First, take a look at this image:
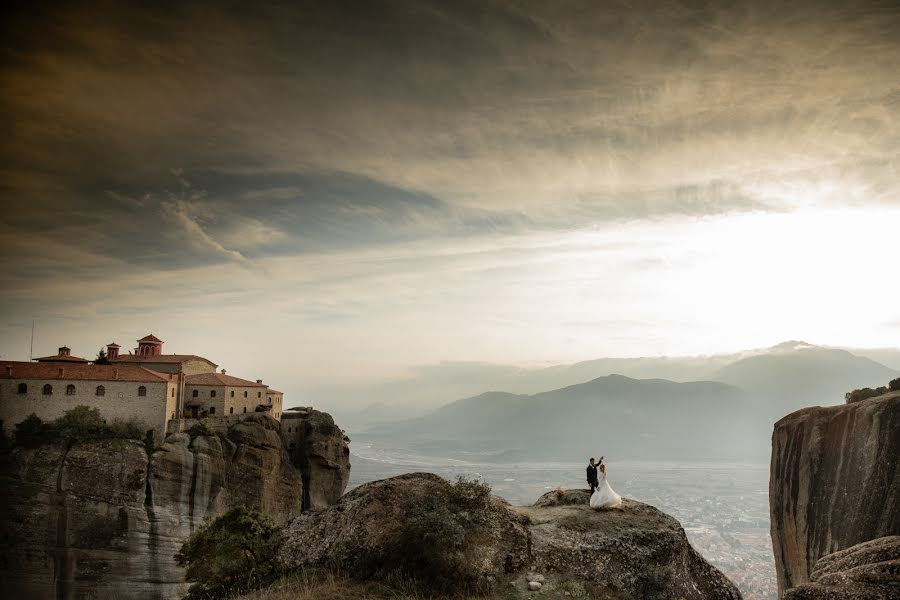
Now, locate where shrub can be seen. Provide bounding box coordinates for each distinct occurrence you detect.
[11,407,146,447]
[377,476,495,595]
[175,506,282,600]
[186,422,214,439]
[13,414,54,447]
[890,377,900,392]
[845,386,888,403]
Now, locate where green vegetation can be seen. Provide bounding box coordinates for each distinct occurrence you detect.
[890,377,900,392]
[175,506,282,600]
[186,421,215,439]
[369,476,495,596]
[94,348,110,364]
[845,385,889,403]
[12,406,147,447]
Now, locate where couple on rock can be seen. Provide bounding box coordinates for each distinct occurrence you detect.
[586,456,622,509]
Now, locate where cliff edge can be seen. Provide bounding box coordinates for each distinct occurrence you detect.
[770,391,900,597]
[279,473,741,600]
[0,412,349,600]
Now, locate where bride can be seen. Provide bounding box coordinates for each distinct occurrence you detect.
[589,463,622,509]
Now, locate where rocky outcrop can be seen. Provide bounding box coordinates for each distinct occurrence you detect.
[0,414,314,600]
[770,392,900,597]
[783,536,900,599]
[281,409,350,509]
[279,473,741,600]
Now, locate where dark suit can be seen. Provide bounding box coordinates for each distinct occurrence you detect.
[587,464,599,493]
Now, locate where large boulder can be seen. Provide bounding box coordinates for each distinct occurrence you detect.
[784,536,900,599]
[279,472,741,600]
[770,392,900,596]
[279,472,529,591]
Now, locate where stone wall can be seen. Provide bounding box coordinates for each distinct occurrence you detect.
[0,379,176,441]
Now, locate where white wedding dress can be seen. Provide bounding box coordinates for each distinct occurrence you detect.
[590,472,622,509]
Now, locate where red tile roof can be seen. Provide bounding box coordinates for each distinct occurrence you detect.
[267,389,284,395]
[1,361,173,382]
[109,354,217,367]
[185,372,267,387]
[138,334,164,343]
[33,354,90,363]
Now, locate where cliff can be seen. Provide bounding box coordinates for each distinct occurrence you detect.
[0,413,349,600]
[279,473,741,600]
[282,409,351,509]
[770,391,900,597]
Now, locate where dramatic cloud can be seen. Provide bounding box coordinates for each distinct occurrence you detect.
[1,0,898,406]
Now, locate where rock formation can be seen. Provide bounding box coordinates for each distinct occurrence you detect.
[279,473,742,600]
[770,392,900,597]
[281,409,351,509]
[0,413,347,600]
[783,536,900,599]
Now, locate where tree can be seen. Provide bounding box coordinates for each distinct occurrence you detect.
[890,377,900,392]
[94,348,109,364]
[175,506,282,600]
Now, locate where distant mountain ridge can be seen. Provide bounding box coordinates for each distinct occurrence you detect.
[374,374,762,461]
[335,341,899,430]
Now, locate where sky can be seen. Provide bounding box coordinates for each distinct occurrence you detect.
[1,0,899,403]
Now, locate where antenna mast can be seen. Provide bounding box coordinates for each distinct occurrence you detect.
[30,319,35,360]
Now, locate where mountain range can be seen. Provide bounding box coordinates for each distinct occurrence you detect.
[352,342,899,461]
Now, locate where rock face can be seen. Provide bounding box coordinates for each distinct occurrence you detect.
[770,392,900,596]
[279,474,741,600]
[0,413,329,600]
[281,409,350,509]
[783,536,900,599]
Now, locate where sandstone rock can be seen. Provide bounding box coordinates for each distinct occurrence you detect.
[527,572,546,583]
[516,497,742,600]
[528,581,542,590]
[279,472,530,589]
[784,536,900,600]
[282,409,350,509]
[770,392,900,596]
[279,472,742,600]
[533,488,591,507]
[0,415,306,600]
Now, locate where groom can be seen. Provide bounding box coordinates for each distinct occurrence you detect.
[586,456,604,493]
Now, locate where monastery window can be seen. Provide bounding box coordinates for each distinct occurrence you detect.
[138,386,147,397]
[210,390,217,398]
[268,398,272,405]
[171,388,175,397]
[243,407,247,413]
[96,385,105,396]
[209,407,216,415]
[66,384,76,395]
[229,407,234,414]
[43,384,53,395]
[230,390,234,397]
[17,383,27,394]
[192,390,199,398]
[257,391,261,398]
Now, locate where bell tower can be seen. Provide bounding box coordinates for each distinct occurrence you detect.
[136,334,164,357]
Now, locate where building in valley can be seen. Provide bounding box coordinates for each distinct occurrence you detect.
[0,334,286,441]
